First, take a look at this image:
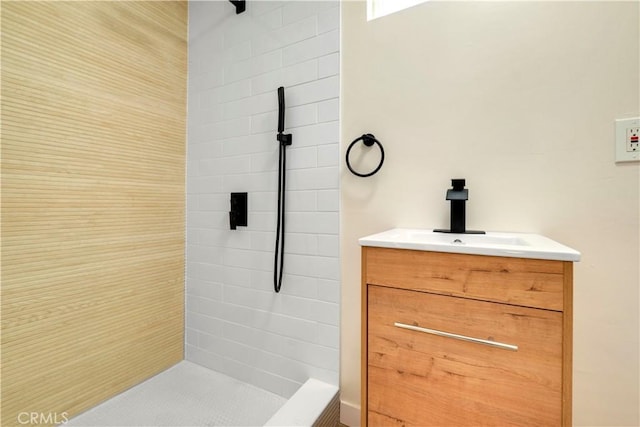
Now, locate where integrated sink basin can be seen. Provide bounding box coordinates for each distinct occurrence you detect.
[359,228,580,261]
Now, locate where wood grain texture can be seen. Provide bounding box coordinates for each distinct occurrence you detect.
[365,247,564,311]
[362,248,575,426]
[562,262,574,426]
[368,285,563,426]
[361,247,369,426]
[1,2,187,426]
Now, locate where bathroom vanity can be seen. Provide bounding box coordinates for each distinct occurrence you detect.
[360,229,580,427]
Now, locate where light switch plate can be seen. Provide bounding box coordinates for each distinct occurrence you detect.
[615,117,640,163]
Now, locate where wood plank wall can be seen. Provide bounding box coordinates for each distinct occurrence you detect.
[1,2,187,425]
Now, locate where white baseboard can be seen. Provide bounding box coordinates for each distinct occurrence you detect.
[339,400,360,427]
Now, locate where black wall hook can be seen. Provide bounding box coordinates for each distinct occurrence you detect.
[346,134,385,177]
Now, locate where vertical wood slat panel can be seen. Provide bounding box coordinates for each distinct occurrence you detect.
[1,2,187,426]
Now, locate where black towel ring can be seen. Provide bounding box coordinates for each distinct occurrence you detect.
[346,134,385,178]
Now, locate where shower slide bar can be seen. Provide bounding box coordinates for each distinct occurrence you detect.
[274,87,292,293]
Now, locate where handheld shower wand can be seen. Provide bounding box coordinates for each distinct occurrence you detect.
[274,87,292,293]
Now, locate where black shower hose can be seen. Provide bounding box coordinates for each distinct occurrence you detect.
[273,140,287,293]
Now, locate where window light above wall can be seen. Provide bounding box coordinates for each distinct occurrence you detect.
[367,0,429,20]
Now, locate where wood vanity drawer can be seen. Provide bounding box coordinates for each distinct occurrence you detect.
[365,247,566,311]
[367,285,563,426]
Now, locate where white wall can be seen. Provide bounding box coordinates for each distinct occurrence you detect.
[341,1,639,426]
[187,0,340,398]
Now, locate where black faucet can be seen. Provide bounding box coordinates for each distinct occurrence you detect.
[434,179,485,234]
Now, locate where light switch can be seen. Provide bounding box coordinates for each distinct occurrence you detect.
[615,117,640,163]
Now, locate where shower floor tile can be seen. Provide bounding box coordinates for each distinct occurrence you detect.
[66,361,287,427]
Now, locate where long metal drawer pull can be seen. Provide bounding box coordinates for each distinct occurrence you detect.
[394,322,518,351]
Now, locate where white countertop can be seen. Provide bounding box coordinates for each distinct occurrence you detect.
[359,228,580,261]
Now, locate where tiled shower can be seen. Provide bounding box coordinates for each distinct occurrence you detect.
[186,1,340,398]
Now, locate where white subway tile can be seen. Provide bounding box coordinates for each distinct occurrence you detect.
[317,234,339,257]
[316,323,339,348]
[318,5,339,34]
[203,300,251,325]
[317,98,339,123]
[186,226,200,246]
[221,135,254,157]
[187,194,199,213]
[287,146,317,170]
[252,6,282,31]
[227,231,253,250]
[224,285,275,311]
[316,256,339,280]
[287,104,317,129]
[286,167,338,191]
[192,69,225,91]
[317,279,339,303]
[283,253,317,277]
[249,191,277,211]
[223,18,254,49]
[221,173,251,193]
[289,122,339,148]
[287,190,317,212]
[200,155,251,176]
[200,332,256,367]
[251,91,278,116]
[253,350,307,384]
[251,151,278,173]
[251,110,278,134]
[277,294,315,322]
[278,274,318,299]
[186,311,224,335]
[287,76,339,107]
[195,105,225,125]
[221,265,252,288]
[317,143,338,167]
[284,233,317,255]
[199,229,225,247]
[224,248,272,271]
[250,270,277,293]
[187,1,340,386]
[223,97,253,120]
[311,299,339,326]
[247,212,276,232]
[282,1,336,26]
[251,231,274,252]
[281,337,338,371]
[248,171,277,192]
[250,1,285,18]
[282,30,339,67]
[187,176,223,194]
[252,69,284,96]
[318,52,339,78]
[185,328,198,346]
[283,59,318,87]
[264,312,318,342]
[205,80,252,107]
[251,50,282,76]
[217,357,256,386]
[187,245,225,264]
[224,57,253,84]
[252,370,298,398]
[188,141,223,160]
[253,16,316,56]
[187,262,224,281]
[222,322,263,349]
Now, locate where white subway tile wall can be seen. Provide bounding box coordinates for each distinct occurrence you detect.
[187,1,340,398]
